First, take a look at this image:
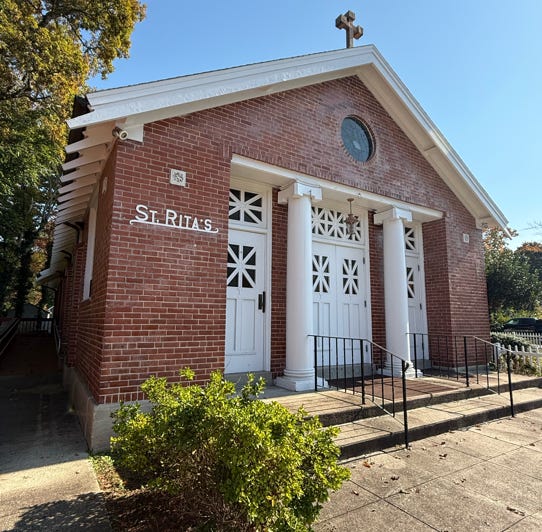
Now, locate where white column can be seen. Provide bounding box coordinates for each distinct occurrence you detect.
[275,181,322,391]
[374,207,416,375]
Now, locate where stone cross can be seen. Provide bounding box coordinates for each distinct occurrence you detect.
[335,10,363,48]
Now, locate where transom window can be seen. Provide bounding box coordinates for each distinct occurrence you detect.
[405,226,417,251]
[312,206,362,242]
[229,189,263,226]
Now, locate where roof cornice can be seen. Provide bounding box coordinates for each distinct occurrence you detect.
[45,44,509,285]
[68,47,376,129]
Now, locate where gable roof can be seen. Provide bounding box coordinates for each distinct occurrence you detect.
[40,45,508,283]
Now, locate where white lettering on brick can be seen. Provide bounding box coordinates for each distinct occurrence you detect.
[129,204,219,234]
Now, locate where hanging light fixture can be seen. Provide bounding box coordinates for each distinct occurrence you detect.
[345,198,359,237]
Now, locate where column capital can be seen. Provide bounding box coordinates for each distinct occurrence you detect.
[374,206,412,225]
[278,180,322,204]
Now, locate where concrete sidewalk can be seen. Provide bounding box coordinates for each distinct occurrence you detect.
[0,373,111,531]
[317,408,542,531]
[1,333,541,532]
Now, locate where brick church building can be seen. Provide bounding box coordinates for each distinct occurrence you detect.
[40,44,507,449]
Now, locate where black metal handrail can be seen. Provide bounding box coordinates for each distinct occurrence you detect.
[408,333,515,417]
[0,318,20,358]
[53,320,62,357]
[473,336,515,417]
[310,334,410,448]
[408,333,495,385]
[17,317,53,334]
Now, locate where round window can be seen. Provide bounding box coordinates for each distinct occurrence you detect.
[341,117,373,162]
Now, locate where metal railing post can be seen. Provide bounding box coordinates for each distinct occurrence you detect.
[412,333,419,377]
[402,360,409,449]
[463,336,470,387]
[506,352,515,417]
[360,339,366,405]
[313,335,318,391]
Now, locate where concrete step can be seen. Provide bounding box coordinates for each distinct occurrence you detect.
[267,375,542,429]
[264,374,542,460]
[336,387,542,459]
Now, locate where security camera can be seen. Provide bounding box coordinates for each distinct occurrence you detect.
[112,126,128,140]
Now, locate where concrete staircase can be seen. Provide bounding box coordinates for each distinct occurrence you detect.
[264,375,542,459]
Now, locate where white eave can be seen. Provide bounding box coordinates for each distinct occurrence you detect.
[42,45,508,284]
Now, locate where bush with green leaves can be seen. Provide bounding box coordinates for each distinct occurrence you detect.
[490,333,541,376]
[490,332,532,351]
[111,369,350,531]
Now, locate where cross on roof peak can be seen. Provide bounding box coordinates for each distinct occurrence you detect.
[335,10,363,49]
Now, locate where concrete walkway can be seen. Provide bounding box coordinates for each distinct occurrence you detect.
[0,336,111,531]
[1,334,541,531]
[316,408,542,531]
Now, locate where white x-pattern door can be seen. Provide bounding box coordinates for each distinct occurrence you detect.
[225,184,269,374]
[311,203,369,367]
[405,225,429,362]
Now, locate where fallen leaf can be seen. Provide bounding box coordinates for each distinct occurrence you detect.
[506,506,526,516]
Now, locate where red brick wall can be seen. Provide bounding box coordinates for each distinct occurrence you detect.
[59,240,86,367]
[65,152,117,401]
[368,213,385,348]
[69,75,490,402]
[270,188,287,377]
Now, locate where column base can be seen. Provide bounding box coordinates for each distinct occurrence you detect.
[275,372,315,392]
[382,362,423,378]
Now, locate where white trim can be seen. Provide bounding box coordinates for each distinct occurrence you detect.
[233,155,441,223]
[58,175,98,195]
[70,48,374,129]
[65,46,506,232]
[83,191,98,300]
[61,164,102,183]
[49,46,509,282]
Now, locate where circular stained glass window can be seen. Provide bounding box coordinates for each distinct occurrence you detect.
[341,117,373,162]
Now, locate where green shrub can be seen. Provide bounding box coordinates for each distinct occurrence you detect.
[111,369,350,531]
[490,332,532,350]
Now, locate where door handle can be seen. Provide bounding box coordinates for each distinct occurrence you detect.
[258,291,266,313]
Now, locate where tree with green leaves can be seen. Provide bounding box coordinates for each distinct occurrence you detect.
[0,0,146,314]
[484,228,542,319]
[516,241,542,282]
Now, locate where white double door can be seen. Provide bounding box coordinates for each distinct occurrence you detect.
[312,241,369,366]
[225,229,267,373]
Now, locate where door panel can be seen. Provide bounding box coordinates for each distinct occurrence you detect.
[313,242,367,366]
[406,255,429,360]
[225,229,266,373]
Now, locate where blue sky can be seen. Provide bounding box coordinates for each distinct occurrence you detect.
[91,1,542,247]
